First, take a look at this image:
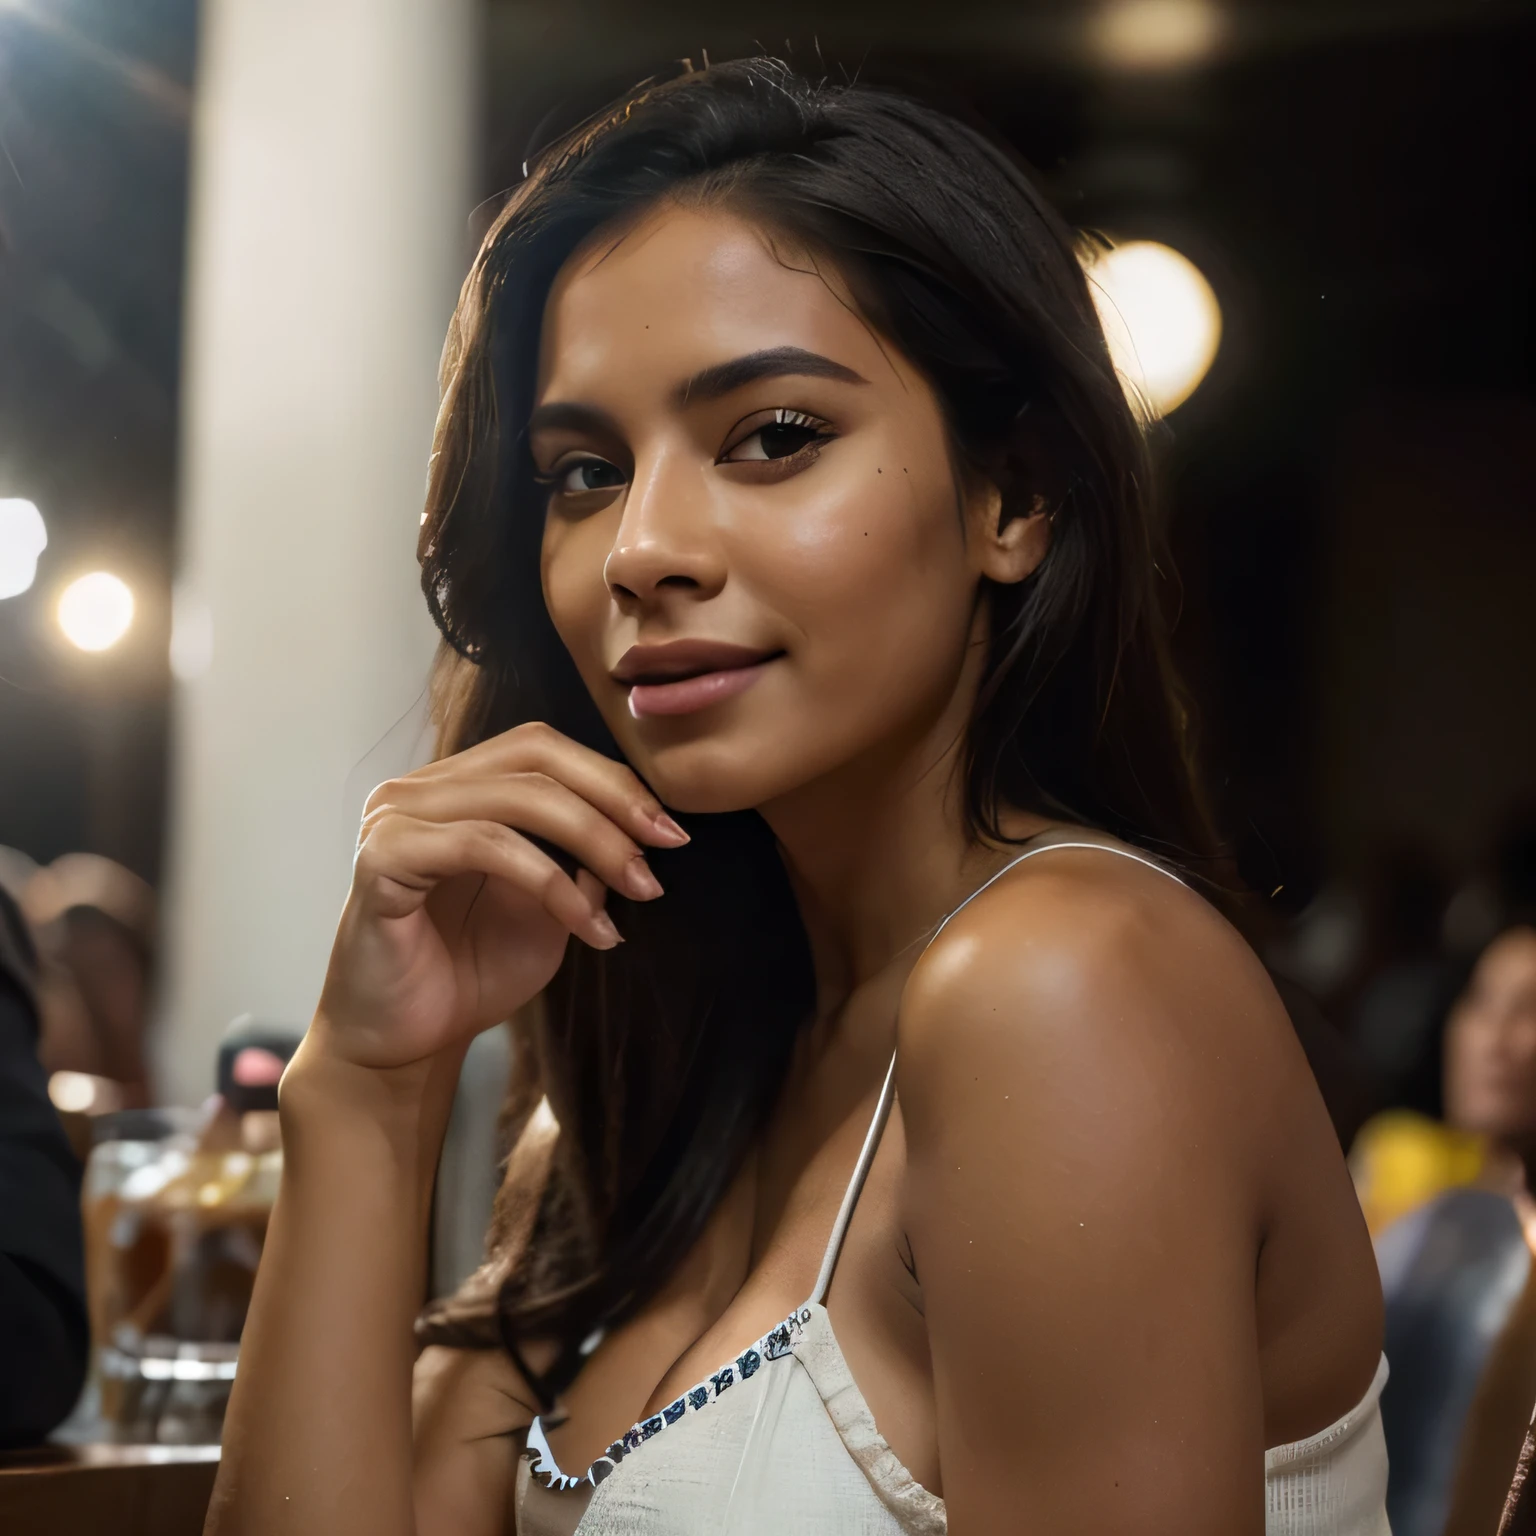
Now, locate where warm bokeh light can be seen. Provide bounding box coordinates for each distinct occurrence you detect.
[0,497,47,599]
[57,570,135,652]
[1085,239,1223,416]
[1091,0,1229,71]
[48,1070,122,1115]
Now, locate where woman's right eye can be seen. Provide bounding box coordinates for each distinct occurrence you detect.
[542,457,627,496]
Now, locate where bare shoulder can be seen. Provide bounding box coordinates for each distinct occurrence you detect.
[893,844,1321,1523]
[894,840,1377,1511]
[413,1344,537,1536]
[897,840,1309,1174]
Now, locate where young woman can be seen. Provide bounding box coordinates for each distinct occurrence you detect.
[208,59,1387,1535]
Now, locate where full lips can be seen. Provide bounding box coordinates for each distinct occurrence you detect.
[628,659,774,719]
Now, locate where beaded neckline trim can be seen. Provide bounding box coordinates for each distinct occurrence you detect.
[523,1303,816,1493]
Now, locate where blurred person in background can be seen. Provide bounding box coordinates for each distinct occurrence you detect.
[1372,918,1536,1536]
[1350,846,1517,1242]
[208,61,1386,1536]
[0,845,39,909]
[1440,923,1536,1200]
[1352,811,1536,1237]
[21,851,156,1110]
[0,876,90,1445]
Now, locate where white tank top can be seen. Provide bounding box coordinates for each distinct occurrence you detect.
[513,838,1392,1535]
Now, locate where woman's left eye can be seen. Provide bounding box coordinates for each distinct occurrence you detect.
[721,410,833,464]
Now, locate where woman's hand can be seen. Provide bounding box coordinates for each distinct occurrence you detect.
[311,722,686,1072]
[212,723,676,1536]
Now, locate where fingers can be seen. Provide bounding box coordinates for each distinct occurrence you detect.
[574,867,607,920]
[403,722,688,853]
[355,813,621,949]
[364,773,665,903]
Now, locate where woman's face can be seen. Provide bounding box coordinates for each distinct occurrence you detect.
[1444,926,1536,1143]
[533,202,1031,815]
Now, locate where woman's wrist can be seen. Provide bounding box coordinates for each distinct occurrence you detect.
[279,1025,469,1191]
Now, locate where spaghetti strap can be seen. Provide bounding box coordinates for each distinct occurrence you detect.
[809,1051,898,1305]
[810,832,1187,1299]
[921,833,1187,953]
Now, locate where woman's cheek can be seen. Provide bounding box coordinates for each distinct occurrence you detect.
[740,461,939,609]
[542,518,612,664]
[756,498,969,725]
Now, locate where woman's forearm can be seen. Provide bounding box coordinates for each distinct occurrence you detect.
[202,726,662,1530]
[205,1032,466,1536]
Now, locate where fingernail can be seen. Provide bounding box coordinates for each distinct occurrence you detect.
[590,912,622,948]
[651,813,690,845]
[625,858,664,900]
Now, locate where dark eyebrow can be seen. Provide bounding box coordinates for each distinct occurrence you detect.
[676,346,869,405]
[525,400,625,441]
[527,349,868,440]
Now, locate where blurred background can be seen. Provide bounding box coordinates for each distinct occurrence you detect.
[0,0,1533,1528]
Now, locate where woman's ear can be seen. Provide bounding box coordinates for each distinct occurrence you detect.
[969,479,1051,586]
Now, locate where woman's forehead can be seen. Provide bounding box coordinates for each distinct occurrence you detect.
[535,203,891,402]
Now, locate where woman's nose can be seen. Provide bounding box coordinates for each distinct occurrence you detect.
[603,452,726,607]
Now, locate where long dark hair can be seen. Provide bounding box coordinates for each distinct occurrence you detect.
[414,58,1218,1397]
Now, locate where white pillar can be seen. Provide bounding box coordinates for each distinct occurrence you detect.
[157,0,478,1106]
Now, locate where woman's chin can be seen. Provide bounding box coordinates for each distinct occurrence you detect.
[638,747,801,818]
[649,777,767,817]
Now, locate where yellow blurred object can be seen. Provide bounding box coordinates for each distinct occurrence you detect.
[1350,1109,1488,1235]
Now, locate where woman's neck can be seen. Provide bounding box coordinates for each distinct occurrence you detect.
[759,721,1053,1003]
[757,603,1057,1009]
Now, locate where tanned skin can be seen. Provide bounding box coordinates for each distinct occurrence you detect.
[208,205,1383,1536]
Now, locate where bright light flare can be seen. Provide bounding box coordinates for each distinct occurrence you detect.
[1091,0,1229,71]
[0,498,47,599]
[1085,240,1222,416]
[58,571,135,652]
[48,1070,122,1115]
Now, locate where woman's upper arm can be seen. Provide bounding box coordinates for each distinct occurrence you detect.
[413,1344,536,1536]
[898,863,1276,1534]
